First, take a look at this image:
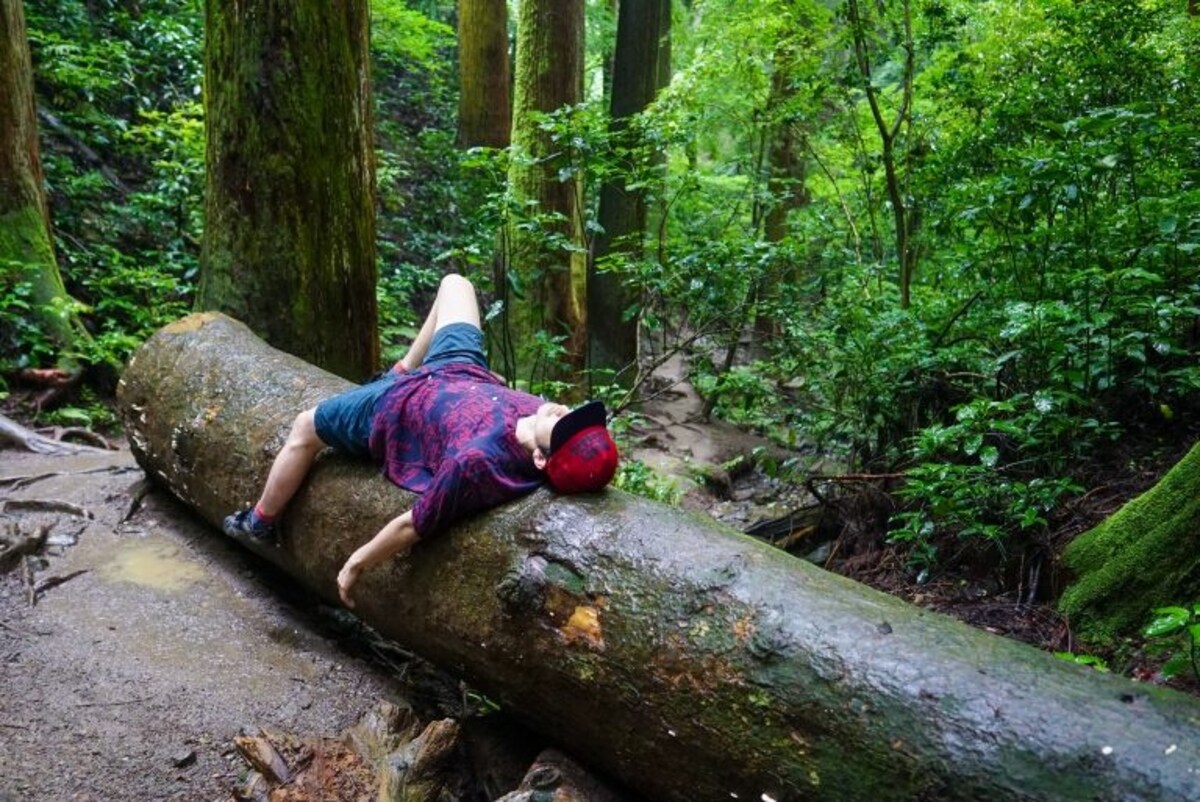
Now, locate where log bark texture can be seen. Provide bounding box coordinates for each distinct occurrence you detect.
[117,313,1200,802]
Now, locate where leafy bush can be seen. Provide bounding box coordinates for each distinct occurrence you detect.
[614,458,682,506]
[1144,604,1200,682]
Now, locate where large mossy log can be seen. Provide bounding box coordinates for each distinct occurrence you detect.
[117,313,1200,802]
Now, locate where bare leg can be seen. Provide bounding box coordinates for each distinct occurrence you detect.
[394,273,481,371]
[254,408,326,518]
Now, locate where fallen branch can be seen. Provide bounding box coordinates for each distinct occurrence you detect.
[805,471,905,505]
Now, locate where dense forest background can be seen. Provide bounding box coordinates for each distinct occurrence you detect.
[3,0,1199,683]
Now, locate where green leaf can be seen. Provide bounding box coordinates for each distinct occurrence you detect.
[979,445,1000,468]
[1144,607,1190,637]
[53,407,93,425]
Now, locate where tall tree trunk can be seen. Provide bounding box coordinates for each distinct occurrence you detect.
[0,0,86,368]
[847,0,917,309]
[1060,440,1200,640]
[496,0,585,390]
[457,0,510,148]
[118,312,1200,802]
[198,0,378,382]
[755,42,811,344]
[656,0,671,91]
[588,0,667,386]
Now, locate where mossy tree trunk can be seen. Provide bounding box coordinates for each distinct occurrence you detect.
[1059,441,1200,641]
[457,0,511,149]
[118,313,1200,802]
[587,0,669,388]
[0,0,87,368]
[754,35,811,343]
[495,0,585,390]
[197,0,378,382]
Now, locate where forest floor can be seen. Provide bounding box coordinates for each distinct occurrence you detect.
[622,349,1199,698]
[0,364,1196,801]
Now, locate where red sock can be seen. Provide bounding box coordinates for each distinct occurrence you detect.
[253,504,277,523]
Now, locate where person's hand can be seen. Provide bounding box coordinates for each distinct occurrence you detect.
[337,556,364,608]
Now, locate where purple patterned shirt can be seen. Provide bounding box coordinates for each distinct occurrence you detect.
[368,363,544,538]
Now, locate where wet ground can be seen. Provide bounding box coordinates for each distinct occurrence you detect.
[0,447,414,801]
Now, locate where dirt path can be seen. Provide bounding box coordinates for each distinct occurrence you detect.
[0,447,418,801]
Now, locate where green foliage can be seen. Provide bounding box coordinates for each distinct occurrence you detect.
[372,0,467,371]
[371,0,454,68]
[38,386,120,433]
[1052,651,1110,673]
[632,0,1200,572]
[8,0,204,371]
[0,261,79,371]
[692,360,778,431]
[1144,604,1200,681]
[13,0,1200,598]
[614,458,682,506]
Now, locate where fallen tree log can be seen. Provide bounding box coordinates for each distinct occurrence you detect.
[117,313,1200,802]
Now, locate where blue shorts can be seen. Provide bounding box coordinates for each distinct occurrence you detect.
[314,322,488,456]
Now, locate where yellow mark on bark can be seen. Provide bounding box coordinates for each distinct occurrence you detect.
[561,604,604,650]
[733,615,755,646]
[163,312,220,334]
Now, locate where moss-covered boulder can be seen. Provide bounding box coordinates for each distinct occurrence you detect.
[1059,442,1200,641]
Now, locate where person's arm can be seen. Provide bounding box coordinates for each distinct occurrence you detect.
[337,509,419,608]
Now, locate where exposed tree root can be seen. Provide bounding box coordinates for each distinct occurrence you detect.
[0,523,49,573]
[12,367,84,411]
[0,413,111,455]
[2,499,94,519]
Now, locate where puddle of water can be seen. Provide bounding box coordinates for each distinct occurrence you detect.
[99,539,207,592]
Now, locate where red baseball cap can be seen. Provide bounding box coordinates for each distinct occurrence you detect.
[545,400,619,494]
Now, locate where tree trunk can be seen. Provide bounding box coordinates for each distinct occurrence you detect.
[457,0,510,148]
[496,0,585,390]
[0,0,87,367]
[117,312,1200,802]
[197,0,378,382]
[589,0,668,386]
[846,0,917,309]
[1060,441,1200,640]
[756,40,811,344]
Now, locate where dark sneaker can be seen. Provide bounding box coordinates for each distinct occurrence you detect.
[223,508,276,544]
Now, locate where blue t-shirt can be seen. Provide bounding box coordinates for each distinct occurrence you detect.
[368,363,544,538]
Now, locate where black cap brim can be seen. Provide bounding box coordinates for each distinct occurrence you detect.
[549,400,607,455]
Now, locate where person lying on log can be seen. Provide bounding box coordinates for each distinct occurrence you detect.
[222,273,619,607]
